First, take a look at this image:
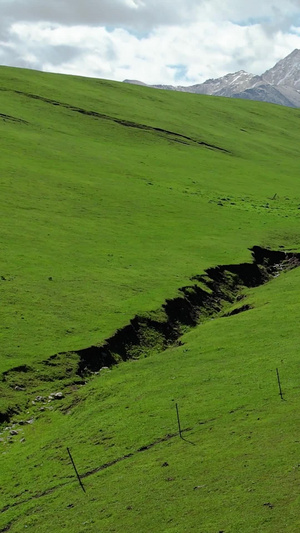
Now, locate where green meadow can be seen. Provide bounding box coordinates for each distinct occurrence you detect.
[1,66,300,532]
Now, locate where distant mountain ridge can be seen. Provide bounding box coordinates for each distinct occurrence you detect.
[124,49,300,108]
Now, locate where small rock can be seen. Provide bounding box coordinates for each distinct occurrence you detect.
[10,430,18,436]
[161,462,169,467]
[35,396,45,402]
[53,392,64,399]
[27,419,34,425]
[20,438,26,443]
[15,385,25,391]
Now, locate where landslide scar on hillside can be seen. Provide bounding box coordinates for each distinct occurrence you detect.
[1,246,300,425]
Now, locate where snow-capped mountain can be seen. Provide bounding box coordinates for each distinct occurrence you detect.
[124,50,300,108]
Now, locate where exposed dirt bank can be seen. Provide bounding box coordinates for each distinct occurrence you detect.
[76,246,300,374]
[1,246,300,425]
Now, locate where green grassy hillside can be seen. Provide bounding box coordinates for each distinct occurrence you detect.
[1,66,300,369]
[1,66,300,532]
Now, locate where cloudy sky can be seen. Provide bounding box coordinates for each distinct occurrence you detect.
[1,0,300,85]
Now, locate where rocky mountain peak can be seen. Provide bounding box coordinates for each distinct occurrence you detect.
[123,49,300,108]
[262,49,300,89]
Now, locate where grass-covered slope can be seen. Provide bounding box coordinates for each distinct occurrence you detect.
[2,268,300,532]
[1,66,300,370]
[1,66,300,532]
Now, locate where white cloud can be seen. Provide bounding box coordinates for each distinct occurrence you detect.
[0,0,203,29]
[1,0,300,84]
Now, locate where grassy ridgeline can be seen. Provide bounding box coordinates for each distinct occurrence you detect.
[1,66,300,369]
